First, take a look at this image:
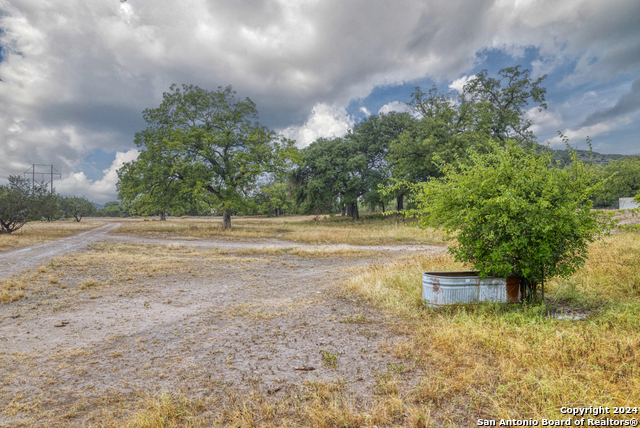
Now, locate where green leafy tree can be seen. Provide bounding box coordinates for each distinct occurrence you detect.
[295,113,413,217]
[39,193,61,221]
[348,112,416,211]
[60,196,97,222]
[118,84,298,229]
[594,156,640,207]
[255,182,293,217]
[98,201,128,217]
[118,142,195,220]
[389,87,480,190]
[462,66,547,145]
[389,66,547,204]
[294,137,372,219]
[407,139,616,300]
[0,176,50,234]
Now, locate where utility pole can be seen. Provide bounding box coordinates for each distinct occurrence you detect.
[23,164,61,194]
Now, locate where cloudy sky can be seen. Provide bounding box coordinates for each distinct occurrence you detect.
[1,0,639,203]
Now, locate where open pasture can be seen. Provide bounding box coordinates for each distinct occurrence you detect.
[112,214,446,246]
[0,217,638,427]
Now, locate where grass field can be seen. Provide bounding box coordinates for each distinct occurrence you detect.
[2,217,639,426]
[113,214,446,246]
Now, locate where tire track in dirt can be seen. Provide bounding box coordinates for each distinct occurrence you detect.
[0,222,122,278]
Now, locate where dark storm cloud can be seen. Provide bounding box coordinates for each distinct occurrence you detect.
[39,103,146,141]
[582,77,640,127]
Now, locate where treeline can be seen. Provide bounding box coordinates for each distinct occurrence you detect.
[115,66,543,223]
[6,65,634,233]
[116,65,638,224]
[276,66,639,216]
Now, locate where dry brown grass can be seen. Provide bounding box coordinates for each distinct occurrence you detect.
[0,219,104,252]
[339,232,640,423]
[0,277,25,303]
[548,232,640,305]
[96,380,431,428]
[113,215,445,246]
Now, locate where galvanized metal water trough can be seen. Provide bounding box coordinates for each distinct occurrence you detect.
[422,271,520,306]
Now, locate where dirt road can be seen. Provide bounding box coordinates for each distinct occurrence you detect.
[0,223,121,278]
[0,224,445,427]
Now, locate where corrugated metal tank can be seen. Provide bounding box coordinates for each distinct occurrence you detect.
[422,271,520,306]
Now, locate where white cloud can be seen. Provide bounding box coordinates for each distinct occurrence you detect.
[280,104,355,147]
[546,120,631,148]
[56,149,139,203]
[525,107,563,135]
[378,101,413,115]
[448,75,476,93]
[360,106,371,116]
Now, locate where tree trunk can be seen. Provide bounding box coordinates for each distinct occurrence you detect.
[341,204,346,216]
[381,201,385,213]
[349,202,359,219]
[159,212,166,221]
[223,210,232,229]
[397,195,403,211]
[520,277,540,302]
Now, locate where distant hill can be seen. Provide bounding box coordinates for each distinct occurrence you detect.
[92,202,105,210]
[536,145,629,168]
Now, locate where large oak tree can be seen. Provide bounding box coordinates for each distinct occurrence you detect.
[118,84,297,228]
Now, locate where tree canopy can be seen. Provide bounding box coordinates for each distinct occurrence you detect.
[118,84,298,228]
[594,156,640,207]
[294,137,362,217]
[60,196,97,222]
[462,66,547,145]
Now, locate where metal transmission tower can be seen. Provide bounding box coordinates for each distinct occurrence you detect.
[23,164,61,194]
